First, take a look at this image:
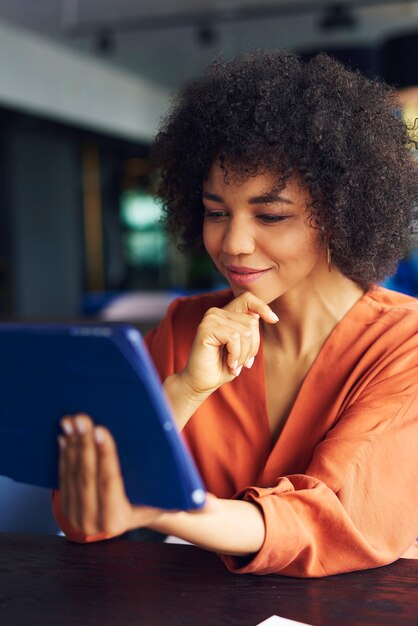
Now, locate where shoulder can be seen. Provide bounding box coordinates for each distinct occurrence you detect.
[325,286,418,394]
[347,286,418,389]
[366,285,418,310]
[363,286,418,335]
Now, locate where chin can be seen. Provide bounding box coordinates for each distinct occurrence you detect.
[230,284,285,304]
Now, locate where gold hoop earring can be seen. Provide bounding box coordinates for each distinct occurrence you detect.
[326,245,332,272]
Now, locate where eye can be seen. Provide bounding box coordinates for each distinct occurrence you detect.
[257,214,289,224]
[204,210,228,221]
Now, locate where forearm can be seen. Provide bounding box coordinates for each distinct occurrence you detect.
[149,496,266,557]
[163,372,211,430]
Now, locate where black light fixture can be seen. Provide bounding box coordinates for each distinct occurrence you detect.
[319,2,358,31]
[94,29,115,55]
[196,22,218,48]
[382,32,418,88]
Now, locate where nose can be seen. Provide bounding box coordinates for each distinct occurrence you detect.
[221,217,255,256]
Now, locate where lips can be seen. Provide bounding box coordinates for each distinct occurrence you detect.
[224,265,270,286]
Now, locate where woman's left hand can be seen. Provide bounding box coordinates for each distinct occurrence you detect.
[58,413,163,537]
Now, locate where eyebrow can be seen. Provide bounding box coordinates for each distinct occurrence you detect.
[249,192,294,205]
[202,190,294,205]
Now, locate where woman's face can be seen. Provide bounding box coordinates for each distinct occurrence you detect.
[202,162,327,304]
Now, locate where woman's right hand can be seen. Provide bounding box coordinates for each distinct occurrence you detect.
[178,292,279,397]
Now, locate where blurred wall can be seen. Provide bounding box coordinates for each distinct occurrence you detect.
[9,125,83,319]
[0,18,169,141]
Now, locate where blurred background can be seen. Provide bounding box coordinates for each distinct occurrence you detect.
[0,0,418,330]
[1,0,418,533]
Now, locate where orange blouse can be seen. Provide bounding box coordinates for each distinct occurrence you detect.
[53,286,418,577]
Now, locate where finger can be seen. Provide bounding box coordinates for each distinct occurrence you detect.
[238,314,260,369]
[224,292,279,324]
[60,416,80,528]
[232,321,257,373]
[225,330,242,375]
[73,414,99,535]
[58,432,69,520]
[95,427,130,536]
[219,314,260,372]
[202,321,243,375]
[215,318,259,374]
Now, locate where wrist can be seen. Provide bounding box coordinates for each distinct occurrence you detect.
[176,368,214,402]
[164,370,212,407]
[163,371,212,430]
[128,506,165,533]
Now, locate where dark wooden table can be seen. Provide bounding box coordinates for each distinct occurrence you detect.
[0,533,417,626]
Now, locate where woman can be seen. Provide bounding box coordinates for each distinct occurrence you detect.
[54,50,418,577]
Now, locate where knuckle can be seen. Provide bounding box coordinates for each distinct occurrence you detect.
[98,475,112,490]
[83,523,99,536]
[78,513,96,534]
[98,471,120,490]
[79,430,94,444]
[68,466,79,482]
[78,437,91,451]
[200,311,219,330]
[205,307,220,319]
[78,470,96,487]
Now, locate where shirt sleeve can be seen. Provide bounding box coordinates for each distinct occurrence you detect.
[143,298,178,380]
[221,358,418,577]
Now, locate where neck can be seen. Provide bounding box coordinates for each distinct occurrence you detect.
[263,271,365,358]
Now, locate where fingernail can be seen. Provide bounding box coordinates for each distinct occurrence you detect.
[57,435,66,449]
[75,417,87,435]
[268,311,279,322]
[231,360,238,371]
[234,365,243,376]
[245,356,255,369]
[94,427,105,444]
[61,421,73,435]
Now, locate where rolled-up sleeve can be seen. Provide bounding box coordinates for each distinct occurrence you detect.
[222,378,418,577]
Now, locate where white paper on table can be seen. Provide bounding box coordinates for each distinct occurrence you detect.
[256,615,313,626]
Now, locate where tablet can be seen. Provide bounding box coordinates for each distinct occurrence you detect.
[0,324,206,510]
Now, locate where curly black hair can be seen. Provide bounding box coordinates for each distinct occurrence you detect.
[152,49,418,288]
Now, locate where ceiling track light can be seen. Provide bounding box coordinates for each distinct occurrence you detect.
[66,0,414,39]
[196,23,218,47]
[319,3,359,30]
[94,29,115,55]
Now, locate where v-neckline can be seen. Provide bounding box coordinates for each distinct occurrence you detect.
[255,289,372,476]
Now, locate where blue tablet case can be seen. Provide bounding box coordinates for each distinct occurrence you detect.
[0,324,206,510]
